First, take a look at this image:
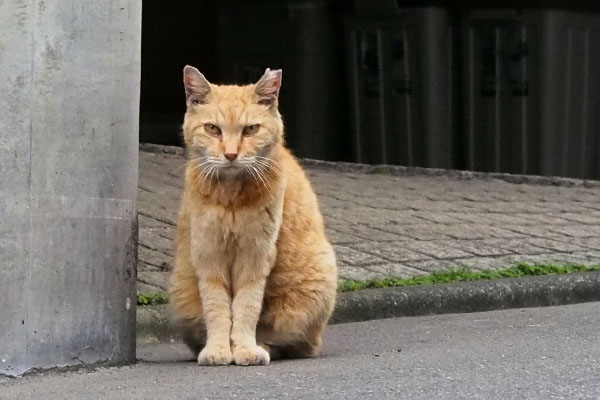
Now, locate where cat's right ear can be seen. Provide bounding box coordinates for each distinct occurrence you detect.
[183,65,211,106]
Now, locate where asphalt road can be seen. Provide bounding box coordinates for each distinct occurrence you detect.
[2,302,599,399]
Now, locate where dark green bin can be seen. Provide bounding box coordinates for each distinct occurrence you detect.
[215,0,350,161]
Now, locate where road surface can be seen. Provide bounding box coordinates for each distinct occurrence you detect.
[2,302,599,399]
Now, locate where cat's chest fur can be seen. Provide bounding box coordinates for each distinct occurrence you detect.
[189,194,284,266]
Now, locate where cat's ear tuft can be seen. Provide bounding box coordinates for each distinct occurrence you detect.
[255,68,282,106]
[183,65,211,106]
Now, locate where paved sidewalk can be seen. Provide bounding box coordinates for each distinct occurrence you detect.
[137,145,600,295]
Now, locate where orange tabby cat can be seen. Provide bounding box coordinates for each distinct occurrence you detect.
[168,66,338,366]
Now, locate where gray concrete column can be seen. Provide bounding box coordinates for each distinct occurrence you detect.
[0,0,141,376]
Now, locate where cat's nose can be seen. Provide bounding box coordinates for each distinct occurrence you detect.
[224,153,238,162]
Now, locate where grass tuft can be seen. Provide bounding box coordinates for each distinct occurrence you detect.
[337,262,600,292]
[137,291,169,306]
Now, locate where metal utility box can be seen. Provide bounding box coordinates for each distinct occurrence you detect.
[216,0,350,161]
[461,8,600,179]
[345,7,459,168]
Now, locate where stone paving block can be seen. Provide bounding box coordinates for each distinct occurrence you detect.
[480,201,547,214]
[138,206,177,227]
[363,263,429,278]
[330,224,408,242]
[138,246,173,271]
[497,253,593,266]
[322,207,362,224]
[490,192,541,202]
[448,213,497,224]
[338,265,381,281]
[348,241,431,262]
[570,237,600,250]
[559,213,600,225]
[400,241,473,260]
[502,225,568,239]
[422,192,471,202]
[357,211,416,226]
[138,213,170,229]
[137,281,161,295]
[525,238,591,253]
[433,224,527,240]
[520,214,575,225]
[412,212,468,225]
[138,172,183,194]
[558,190,600,202]
[139,227,175,255]
[334,245,389,266]
[432,257,506,271]
[315,196,350,210]
[538,202,590,213]
[324,227,362,245]
[440,239,513,257]
[549,225,600,238]
[480,213,542,226]
[409,201,474,212]
[403,259,480,273]
[581,202,600,211]
[561,252,600,264]
[480,238,556,255]
[138,271,170,291]
[376,224,450,241]
[458,192,504,202]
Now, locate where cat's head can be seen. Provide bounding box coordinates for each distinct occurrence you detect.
[182,65,284,179]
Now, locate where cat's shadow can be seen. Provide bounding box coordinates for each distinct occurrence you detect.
[137,342,335,365]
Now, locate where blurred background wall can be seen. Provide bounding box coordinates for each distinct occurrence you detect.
[140,0,600,179]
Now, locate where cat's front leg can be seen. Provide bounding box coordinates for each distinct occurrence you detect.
[196,271,233,366]
[230,244,276,366]
[191,216,234,366]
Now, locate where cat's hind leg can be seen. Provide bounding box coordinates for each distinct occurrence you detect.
[256,284,335,359]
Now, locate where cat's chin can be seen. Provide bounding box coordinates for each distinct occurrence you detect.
[217,165,250,180]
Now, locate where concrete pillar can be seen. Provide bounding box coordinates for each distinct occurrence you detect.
[0,1,141,376]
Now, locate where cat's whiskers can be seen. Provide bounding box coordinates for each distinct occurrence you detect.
[173,162,190,174]
[250,155,282,176]
[176,155,208,174]
[254,155,280,165]
[193,165,209,187]
[251,165,271,194]
[253,159,281,175]
[200,164,217,188]
[254,157,281,171]
[172,156,199,175]
[189,159,213,174]
[189,157,218,189]
[207,166,215,188]
[244,164,263,192]
[238,160,268,193]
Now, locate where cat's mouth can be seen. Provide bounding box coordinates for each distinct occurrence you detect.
[215,161,247,179]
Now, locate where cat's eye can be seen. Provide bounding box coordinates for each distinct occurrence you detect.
[243,124,260,136]
[204,123,221,136]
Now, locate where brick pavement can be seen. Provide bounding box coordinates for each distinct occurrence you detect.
[137,146,600,294]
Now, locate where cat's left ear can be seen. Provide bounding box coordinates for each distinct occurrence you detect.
[255,68,282,107]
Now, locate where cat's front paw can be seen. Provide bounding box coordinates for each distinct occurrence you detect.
[233,344,270,366]
[198,343,233,366]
